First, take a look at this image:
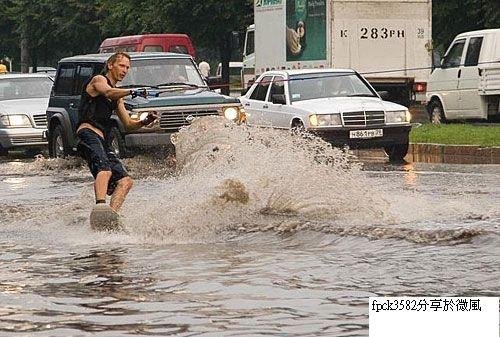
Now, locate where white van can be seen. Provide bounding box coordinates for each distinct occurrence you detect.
[426,29,500,123]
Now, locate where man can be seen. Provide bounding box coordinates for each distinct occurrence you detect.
[76,52,157,222]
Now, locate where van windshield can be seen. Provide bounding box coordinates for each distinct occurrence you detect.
[119,57,205,88]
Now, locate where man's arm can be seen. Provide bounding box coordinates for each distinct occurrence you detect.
[87,75,131,100]
[115,99,143,131]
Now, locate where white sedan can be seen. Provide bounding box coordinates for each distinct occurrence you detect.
[239,69,412,162]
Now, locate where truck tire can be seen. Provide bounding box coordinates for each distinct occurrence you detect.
[110,127,133,158]
[0,146,8,156]
[429,100,446,124]
[49,124,70,158]
[384,142,409,163]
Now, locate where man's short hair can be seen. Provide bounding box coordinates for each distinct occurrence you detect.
[103,52,131,73]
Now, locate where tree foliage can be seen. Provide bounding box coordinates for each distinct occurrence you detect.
[433,0,500,52]
[1,0,498,73]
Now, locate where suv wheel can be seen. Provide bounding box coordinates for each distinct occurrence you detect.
[384,143,409,163]
[429,100,446,124]
[110,127,132,158]
[50,124,69,158]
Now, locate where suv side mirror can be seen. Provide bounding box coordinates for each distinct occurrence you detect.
[206,75,222,91]
[271,94,286,105]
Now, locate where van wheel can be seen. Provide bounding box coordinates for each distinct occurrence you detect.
[49,124,70,158]
[110,127,132,158]
[384,143,409,163]
[429,100,446,124]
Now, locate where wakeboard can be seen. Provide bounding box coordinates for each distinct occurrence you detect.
[89,204,122,231]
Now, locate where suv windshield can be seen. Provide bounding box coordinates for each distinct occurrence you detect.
[119,58,205,88]
[289,72,376,102]
[0,77,53,101]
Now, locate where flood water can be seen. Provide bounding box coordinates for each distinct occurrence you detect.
[1,117,499,336]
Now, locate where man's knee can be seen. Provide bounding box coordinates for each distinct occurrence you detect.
[119,176,133,191]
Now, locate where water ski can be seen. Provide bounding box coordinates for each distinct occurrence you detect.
[89,204,122,231]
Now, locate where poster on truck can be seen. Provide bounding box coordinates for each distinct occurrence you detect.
[285,0,326,61]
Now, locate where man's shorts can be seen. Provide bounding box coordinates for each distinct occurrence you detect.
[76,128,129,195]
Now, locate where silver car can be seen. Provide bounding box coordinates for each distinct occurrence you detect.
[240,69,412,162]
[0,73,53,155]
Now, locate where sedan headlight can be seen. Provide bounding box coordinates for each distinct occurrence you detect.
[386,110,411,124]
[309,114,342,127]
[221,106,245,123]
[0,114,32,128]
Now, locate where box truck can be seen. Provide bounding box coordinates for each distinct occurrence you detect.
[242,0,432,106]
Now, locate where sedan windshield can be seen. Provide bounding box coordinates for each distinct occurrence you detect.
[119,58,206,88]
[288,72,376,102]
[0,77,53,101]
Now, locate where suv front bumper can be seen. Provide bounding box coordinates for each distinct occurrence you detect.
[312,125,411,149]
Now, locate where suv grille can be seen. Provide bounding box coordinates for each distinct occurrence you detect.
[160,110,219,131]
[342,111,385,127]
[33,114,47,128]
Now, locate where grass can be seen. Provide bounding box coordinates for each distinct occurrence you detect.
[410,123,500,147]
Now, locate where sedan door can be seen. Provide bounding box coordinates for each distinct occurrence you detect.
[265,76,290,128]
[241,75,273,126]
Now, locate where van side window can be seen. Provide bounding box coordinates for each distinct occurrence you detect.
[250,76,273,101]
[54,64,76,96]
[144,45,163,52]
[464,37,483,67]
[442,39,465,68]
[169,45,188,54]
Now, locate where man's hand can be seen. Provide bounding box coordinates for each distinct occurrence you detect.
[140,112,159,127]
[130,88,148,99]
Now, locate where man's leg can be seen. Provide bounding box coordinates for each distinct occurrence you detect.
[95,170,112,202]
[110,176,133,212]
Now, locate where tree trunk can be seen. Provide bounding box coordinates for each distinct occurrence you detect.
[20,26,30,73]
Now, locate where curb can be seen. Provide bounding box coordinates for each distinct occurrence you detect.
[408,143,500,164]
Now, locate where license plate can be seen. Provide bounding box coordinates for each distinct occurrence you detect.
[349,129,383,139]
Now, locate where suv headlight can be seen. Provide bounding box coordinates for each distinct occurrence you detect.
[221,106,245,123]
[0,114,32,128]
[309,114,342,127]
[386,110,411,124]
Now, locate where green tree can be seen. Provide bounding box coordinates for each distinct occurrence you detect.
[157,0,253,94]
[433,0,500,52]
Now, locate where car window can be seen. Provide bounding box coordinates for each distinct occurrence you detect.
[289,72,375,102]
[169,45,188,54]
[74,64,94,95]
[119,57,205,87]
[144,45,163,52]
[464,37,483,67]
[442,39,465,68]
[54,64,77,96]
[0,77,53,101]
[250,76,272,101]
[268,76,285,102]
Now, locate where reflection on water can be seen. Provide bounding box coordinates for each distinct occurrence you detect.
[0,117,498,336]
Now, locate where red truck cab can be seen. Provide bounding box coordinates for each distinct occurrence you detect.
[99,34,196,59]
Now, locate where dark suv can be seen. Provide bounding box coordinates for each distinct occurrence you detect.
[46,52,244,157]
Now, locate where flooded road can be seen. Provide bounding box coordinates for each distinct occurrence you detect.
[1,118,499,336]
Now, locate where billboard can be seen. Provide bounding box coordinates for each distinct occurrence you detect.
[285,0,326,61]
